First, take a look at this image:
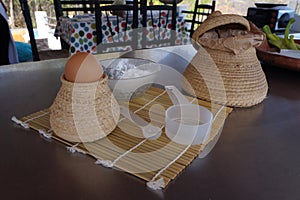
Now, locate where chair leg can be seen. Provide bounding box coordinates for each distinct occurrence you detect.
[19,0,40,61]
[60,38,70,50]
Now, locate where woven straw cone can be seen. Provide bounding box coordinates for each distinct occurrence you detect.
[182,47,268,107]
[49,75,120,142]
[182,12,268,107]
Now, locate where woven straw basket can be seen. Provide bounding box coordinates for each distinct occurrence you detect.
[182,11,268,107]
[50,75,120,142]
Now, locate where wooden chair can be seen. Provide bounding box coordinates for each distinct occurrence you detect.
[19,0,40,61]
[53,0,94,20]
[140,0,177,48]
[182,0,215,37]
[94,0,139,53]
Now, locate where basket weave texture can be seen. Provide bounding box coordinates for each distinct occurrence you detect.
[183,12,268,107]
[50,75,120,142]
[192,11,250,42]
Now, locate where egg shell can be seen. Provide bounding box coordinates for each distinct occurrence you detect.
[64,52,103,83]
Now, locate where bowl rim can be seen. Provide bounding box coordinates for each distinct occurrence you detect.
[101,58,161,80]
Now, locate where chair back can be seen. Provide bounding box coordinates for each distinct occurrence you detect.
[53,0,94,20]
[182,0,215,37]
[19,0,40,61]
[53,0,95,49]
[95,0,139,53]
[140,0,177,48]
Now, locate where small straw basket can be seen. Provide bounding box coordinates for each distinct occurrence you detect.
[182,11,268,107]
[49,74,120,142]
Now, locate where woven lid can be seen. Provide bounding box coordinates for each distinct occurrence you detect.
[192,11,250,42]
[183,11,268,108]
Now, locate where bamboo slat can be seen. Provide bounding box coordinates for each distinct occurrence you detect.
[19,87,232,189]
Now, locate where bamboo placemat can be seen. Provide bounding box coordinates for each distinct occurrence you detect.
[13,87,232,190]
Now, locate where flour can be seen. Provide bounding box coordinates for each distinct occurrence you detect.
[104,59,152,79]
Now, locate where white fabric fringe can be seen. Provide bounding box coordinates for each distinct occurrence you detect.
[147,144,191,190]
[38,129,52,139]
[66,144,86,154]
[11,116,29,129]
[146,178,165,190]
[95,159,114,168]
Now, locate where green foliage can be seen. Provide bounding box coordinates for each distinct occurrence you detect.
[3,0,55,28]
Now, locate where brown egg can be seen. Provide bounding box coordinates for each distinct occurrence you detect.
[64,52,103,83]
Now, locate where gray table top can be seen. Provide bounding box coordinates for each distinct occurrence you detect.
[1,45,300,200]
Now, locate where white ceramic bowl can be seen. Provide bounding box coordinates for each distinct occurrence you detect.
[101,58,161,100]
[165,104,213,145]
